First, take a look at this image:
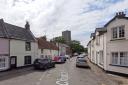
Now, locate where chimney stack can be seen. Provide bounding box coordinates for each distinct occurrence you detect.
[25,21,30,30]
[41,36,47,41]
[116,12,126,18]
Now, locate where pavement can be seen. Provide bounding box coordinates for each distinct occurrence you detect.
[87,58,128,85]
[0,57,127,85]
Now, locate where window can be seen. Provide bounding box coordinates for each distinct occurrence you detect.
[41,49,43,53]
[25,42,31,51]
[41,55,44,58]
[119,26,125,38]
[99,51,104,65]
[112,26,125,39]
[24,56,31,65]
[120,52,128,66]
[0,57,6,68]
[111,52,128,66]
[112,28,118,39]
[112,52,118,65]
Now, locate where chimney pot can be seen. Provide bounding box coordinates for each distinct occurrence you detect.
[116,12,126,18]
[25,21,30,30]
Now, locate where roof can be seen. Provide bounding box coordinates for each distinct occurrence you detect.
[104,12,128,27]
[95,27,107,35]
[37,37,58,50]
[90,33,95,38]
[0,19,8,38]
[0,19,36,42]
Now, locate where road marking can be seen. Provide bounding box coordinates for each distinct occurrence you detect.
[56,71,69,85]
[36,71,47,85]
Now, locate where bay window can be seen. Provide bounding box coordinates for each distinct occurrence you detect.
[111,52,128,66]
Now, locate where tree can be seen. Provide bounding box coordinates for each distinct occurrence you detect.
[52,36,66,43]
[84,48,88,53]
[70,40,85,54]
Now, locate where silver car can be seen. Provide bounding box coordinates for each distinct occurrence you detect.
[76,58,89,67]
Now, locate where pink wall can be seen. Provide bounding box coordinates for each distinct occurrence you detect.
[0,38,9,54]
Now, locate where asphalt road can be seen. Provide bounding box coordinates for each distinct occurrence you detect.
[0,57,109,85]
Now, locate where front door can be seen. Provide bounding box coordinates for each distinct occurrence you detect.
[10,56,17,69]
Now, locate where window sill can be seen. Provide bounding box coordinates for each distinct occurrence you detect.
[109,64,128,68]
[110,38,126,41]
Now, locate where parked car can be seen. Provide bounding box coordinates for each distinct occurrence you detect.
[65,55,70,59]
[53,56,66,63]
[33,58,55,70]
[76,58,89,68]
[60,56,67,61]
[77,55,85,59]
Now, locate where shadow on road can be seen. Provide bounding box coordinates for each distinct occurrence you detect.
[0,67,44,81]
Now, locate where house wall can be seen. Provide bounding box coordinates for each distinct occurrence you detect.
[38,49,58,59]
[10,39,38,67]
[38,49,52,58]
[95,32,107,69]
[0,38,9,71]
[0,38,9,54]
[90,39,95,63]
[106,18,128,74]
[87,42,91,60]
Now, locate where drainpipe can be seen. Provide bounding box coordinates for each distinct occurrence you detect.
[58,42,59,56]
[9,39,11,69]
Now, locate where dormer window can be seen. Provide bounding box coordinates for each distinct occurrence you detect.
[112,25,125,39]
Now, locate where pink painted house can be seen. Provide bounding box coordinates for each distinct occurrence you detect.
[0,19,10,71]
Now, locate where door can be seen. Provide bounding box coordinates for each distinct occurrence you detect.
[96,52,99,64]
[10,56,17,69]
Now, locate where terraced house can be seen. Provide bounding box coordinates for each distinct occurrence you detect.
[0,19,38,71]
[87,12,128,75]
[37,36,58,59]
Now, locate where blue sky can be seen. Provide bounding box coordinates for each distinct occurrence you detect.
[0,0,128,47]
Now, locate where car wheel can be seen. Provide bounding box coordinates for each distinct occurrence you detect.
[53,64,55,68]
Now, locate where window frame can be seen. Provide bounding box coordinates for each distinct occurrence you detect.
[0,56,6,68]
[111,52,128,67]
[24,56,31,65]
[25,42,31,51]
[111,25,125,40]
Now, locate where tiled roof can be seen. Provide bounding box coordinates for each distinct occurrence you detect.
[37,37,58,50]
[0,19,36,42]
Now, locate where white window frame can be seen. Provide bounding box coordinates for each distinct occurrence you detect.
[112,25,125,40]
[0,56,7,69]
[111,52,128,66]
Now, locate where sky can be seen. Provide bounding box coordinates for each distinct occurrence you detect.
[0,0,128,47]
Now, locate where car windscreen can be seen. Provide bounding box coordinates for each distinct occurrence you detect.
[78,59,86,62]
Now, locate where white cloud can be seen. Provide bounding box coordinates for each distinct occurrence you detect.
[0,0,128,47]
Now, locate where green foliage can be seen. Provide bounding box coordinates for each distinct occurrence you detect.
[52,36,66,43]
[84,48,88,53]
[70,40,85,54]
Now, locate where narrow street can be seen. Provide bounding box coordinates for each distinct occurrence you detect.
[0,57,117,85]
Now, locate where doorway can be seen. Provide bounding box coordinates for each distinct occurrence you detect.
[10,56,17,69]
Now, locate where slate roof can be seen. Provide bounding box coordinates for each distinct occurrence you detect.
[104,12,128,27]
[0,19,36,42]
[0,19,8,38]
[37,37,58,50]
[90,33,95,38]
